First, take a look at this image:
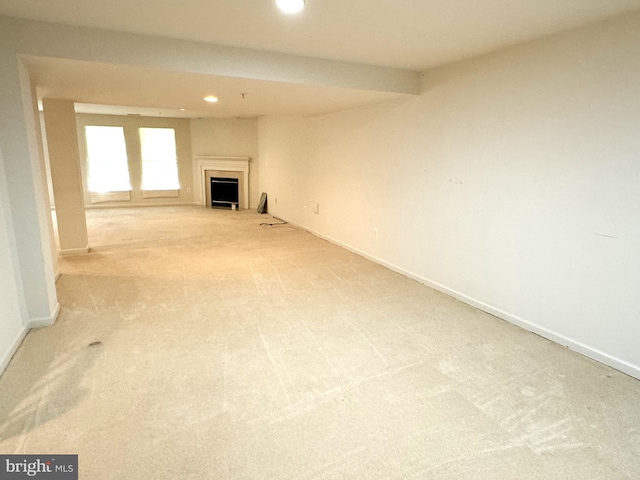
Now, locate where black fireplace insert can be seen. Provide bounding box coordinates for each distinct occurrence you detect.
[210,177,239,208]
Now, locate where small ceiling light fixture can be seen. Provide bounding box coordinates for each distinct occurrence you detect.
[204,96,219,103]
[276,0,305,14]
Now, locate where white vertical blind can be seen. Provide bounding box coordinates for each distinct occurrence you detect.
[139,128,179,191]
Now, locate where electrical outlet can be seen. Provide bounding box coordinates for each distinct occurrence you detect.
[275,197,278,204]
[186,187,191,193]
[373,228,378,237]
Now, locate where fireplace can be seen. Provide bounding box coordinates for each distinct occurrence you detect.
[196,156,250,209]
[210,177,239,208]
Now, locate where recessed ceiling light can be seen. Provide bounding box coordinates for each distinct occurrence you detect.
[179,108,186,111]
[276,0,305,14]
[204,96,218,103]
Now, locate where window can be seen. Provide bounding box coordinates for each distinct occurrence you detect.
[139,128,179,191]
[85,126,131,193]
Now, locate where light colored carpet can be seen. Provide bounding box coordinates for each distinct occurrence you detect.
[0,206,639,479]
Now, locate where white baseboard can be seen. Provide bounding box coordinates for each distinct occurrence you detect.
[60,245,90,256]
[0,326,29,378]
[28,302,61,329]
[286,218,640,380]
[0,304,61,378]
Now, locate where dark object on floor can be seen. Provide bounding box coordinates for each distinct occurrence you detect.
[88,341,102,347]
[260,217,288,227]
[257,192,267,213]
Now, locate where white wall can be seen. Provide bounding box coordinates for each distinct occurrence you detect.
[190,117,259,207]
[258,12,640,378]
[0,42,59,375]
[0,145,29,374]
[0,46,59,346]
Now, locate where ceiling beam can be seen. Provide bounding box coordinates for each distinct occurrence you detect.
[1,15,421,95]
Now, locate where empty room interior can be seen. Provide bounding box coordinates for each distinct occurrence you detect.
[1,0,640,478]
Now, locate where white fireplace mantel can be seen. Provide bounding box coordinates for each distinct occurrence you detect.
[196,156,250,209]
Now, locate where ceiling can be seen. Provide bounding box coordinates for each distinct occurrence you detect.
[4,0,640,70]
[4,0,640,118]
